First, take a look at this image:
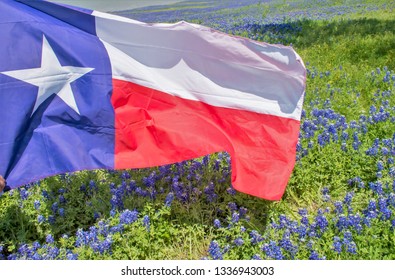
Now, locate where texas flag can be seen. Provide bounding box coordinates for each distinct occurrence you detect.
[0,0,305,200]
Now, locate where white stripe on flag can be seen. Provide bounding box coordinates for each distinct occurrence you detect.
[92,11,306,120]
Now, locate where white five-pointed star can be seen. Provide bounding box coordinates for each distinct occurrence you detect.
[1,35,94,116]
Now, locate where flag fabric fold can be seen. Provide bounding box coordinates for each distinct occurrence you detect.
[0,0,306,200]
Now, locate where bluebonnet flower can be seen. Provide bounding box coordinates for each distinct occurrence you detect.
[34,200,41,210]
[348,214,362,233]
[31,241,40,252]
[208,241,223,260]
[315,209,328,231]
[45,246,60,259]
[231,212,240,223]
[298,208,308,216]
[344,192,354,205]
[110,209,116,217]
[46,234,54,244]
[309,251,325,260]
[93,212,100,220]
[369,182,383,195]
[110,194,124,210]
[300,215,309,226]
[142,215,150,231]
[213,219,221,228]
[346,241,357,254]
[333,236,342,254]
[279,231,297,258]
[250,230,263,244]
[377,161,384,171]
[17,244,30,256]
[261,241,283,260]
[279,214,290,228]
[321,187,330,202]
[110,224,124,234]
[343,231,357,254]
[227,202,238,211]
[19,188,29,200]
[98,221,109,236]
[222,244,231,254]
[48,215,56,225]
[203,182,217,202]
[164,192,174,207]
[336,214,348,231]
[59,195,66,204]
[58,208,65,217]
[96,236,113,255]
[51,202,58,214]
[121,171,131,180]
[7,254,18,260]
[226,186,237,196]
[296,224,308,239]
[334,201,343,214]
[119,209,139,225]
[234,237,244,246]
[239,207,248,218]
[341,131,349,141]
[143,172,157,188]
[251,254,262,260]
[37,215,45,223]
[378,197,392,220]
[388,193,395,208]
[66,252,78,260]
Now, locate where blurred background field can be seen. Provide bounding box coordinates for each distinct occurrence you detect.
[1,0,395,260]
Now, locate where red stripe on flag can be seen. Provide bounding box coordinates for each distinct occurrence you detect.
[111,79,300,200]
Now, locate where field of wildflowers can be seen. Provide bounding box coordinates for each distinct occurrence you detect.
[1,0,395,260]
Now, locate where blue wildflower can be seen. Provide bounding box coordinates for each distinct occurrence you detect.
[213,219,221,228]
[142,215,150,231]
[262,241,283,260]
[110,209,117,217]
[19,188,29,201]
[231,212,240,223]
[51,202,58,214]
[309,250,325,260]
[344,192,354,205]
[333,236,342,254]
[34,200,41,210]
[334,201,343,214]
[228,202,238,211]
[336,214,348,231]
[208,241,223,260]
[66,252,78,260]
[46,234,54,244]
[110,224,124,234]
[226,186,237,196]
[315,210,328,231]
[250,230,263,244]
[119,209,139,225]
[239,207,248,217]
[234,237,244,247]
[164,192,174,207]
[37,215,45,223]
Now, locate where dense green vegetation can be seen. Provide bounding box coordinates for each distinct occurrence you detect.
[1,0,394,260]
